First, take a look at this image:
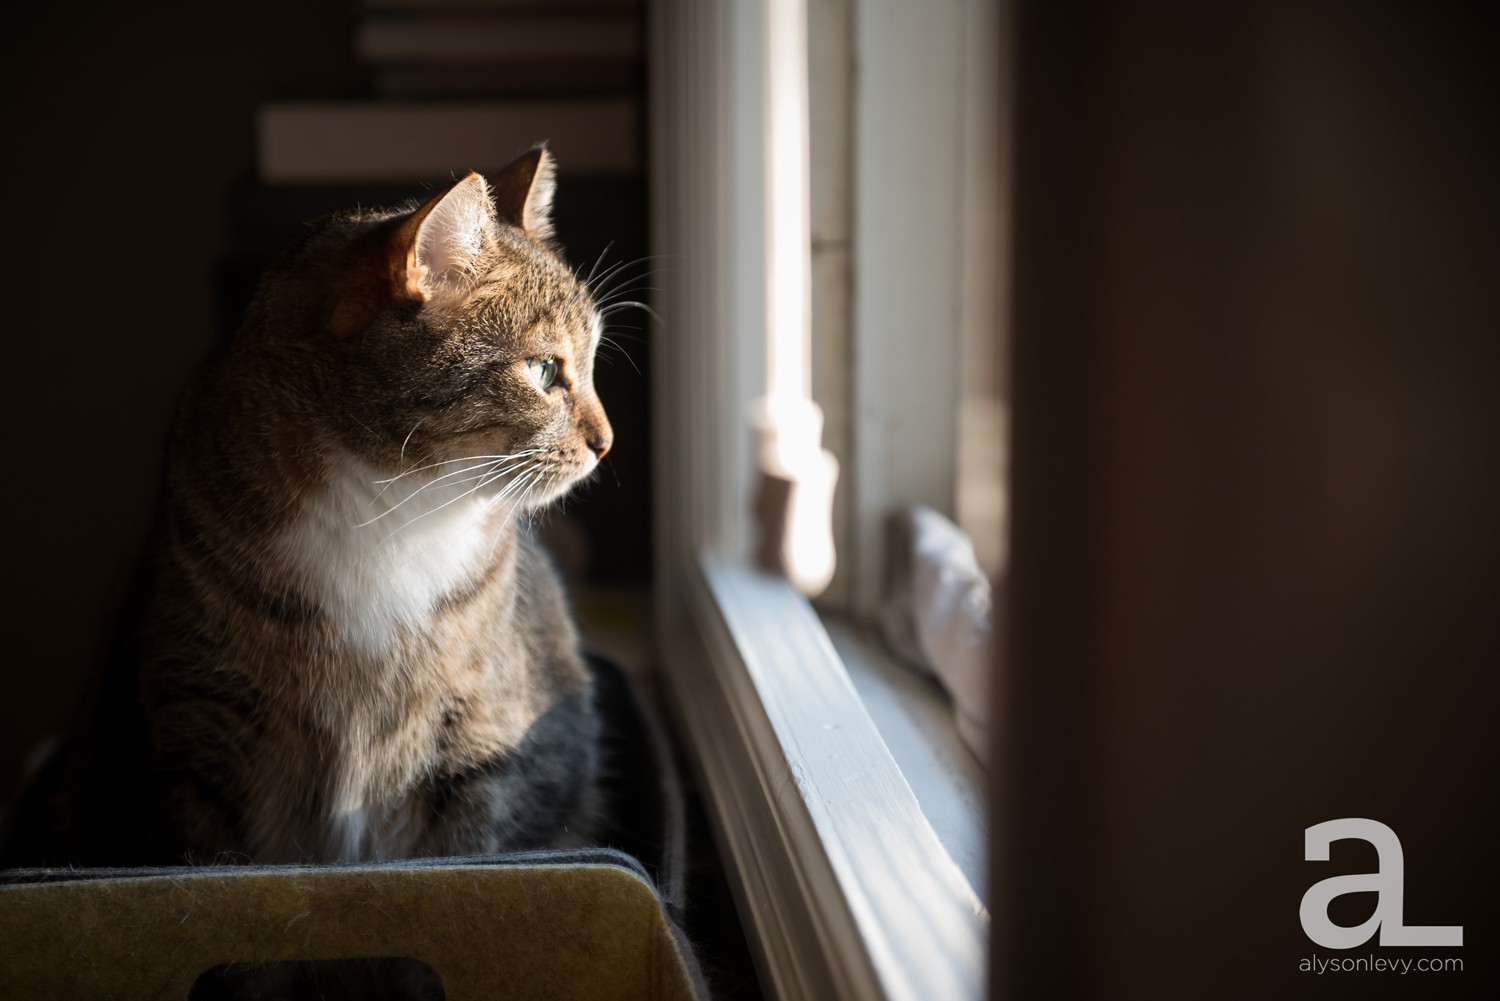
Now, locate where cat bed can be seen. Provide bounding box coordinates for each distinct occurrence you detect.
[0,654,708,999]
[0,849,704,1000]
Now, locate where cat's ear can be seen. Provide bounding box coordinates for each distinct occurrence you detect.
[490,144,557,242]
[388,172,498,305]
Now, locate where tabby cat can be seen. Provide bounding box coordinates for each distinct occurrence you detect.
[1,145,614,867]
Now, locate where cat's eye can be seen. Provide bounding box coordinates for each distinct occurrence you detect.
[527,357,561,391]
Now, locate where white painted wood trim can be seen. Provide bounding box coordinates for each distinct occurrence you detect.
[661,555,987,1001]
[807,0,855,610]
[822,619,989,905]
[849,0,971,616]
[955,0,1010,580]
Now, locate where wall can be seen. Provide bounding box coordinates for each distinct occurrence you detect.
[0,2,363,801]
[997,2,1497,997]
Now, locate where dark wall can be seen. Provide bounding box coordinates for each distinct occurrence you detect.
[0,2,364,802]
[997,2,1497,998]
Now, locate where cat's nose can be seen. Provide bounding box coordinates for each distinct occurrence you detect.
[588,433,612,460]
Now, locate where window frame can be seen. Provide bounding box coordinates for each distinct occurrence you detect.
[647,2,998,997]
[662,557,985,1000]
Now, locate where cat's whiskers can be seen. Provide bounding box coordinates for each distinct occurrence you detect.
[371,480,488,549]
[485,468,540,516]
[586,254,657,301]
[592,287,657,319]
[598,300,661,325]
[507,470,550,531]
[590,267,656,301]
[584,259,637,300]
[478,465,545,565]
[598,334,644,376]
[358,455,537,531]
[370,452,552,547]
[374,457,502,496]
[577,254,659,323]
[358,462,504,527]
[580,240,617,287]
[592,283,656,312]
[479,457,535,491]
[371,449,544,493]
[397,420,424,468]
[587,263,657,378]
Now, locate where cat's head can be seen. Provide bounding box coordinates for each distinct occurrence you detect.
[260,145,613,514]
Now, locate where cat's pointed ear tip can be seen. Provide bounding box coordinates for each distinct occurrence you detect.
[516,144,552,172]
[448,171,496,212]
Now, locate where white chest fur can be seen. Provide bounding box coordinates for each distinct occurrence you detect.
[275,457,497,657]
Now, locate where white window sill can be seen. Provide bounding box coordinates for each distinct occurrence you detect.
[820,619,988,907]
[660,555,987,1001]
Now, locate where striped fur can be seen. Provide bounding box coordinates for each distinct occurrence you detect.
[2,146,614,867]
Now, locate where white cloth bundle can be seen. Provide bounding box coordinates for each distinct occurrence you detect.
[879,507,995,765]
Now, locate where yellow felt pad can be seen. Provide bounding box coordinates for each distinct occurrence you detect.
[0,860,702,1000]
